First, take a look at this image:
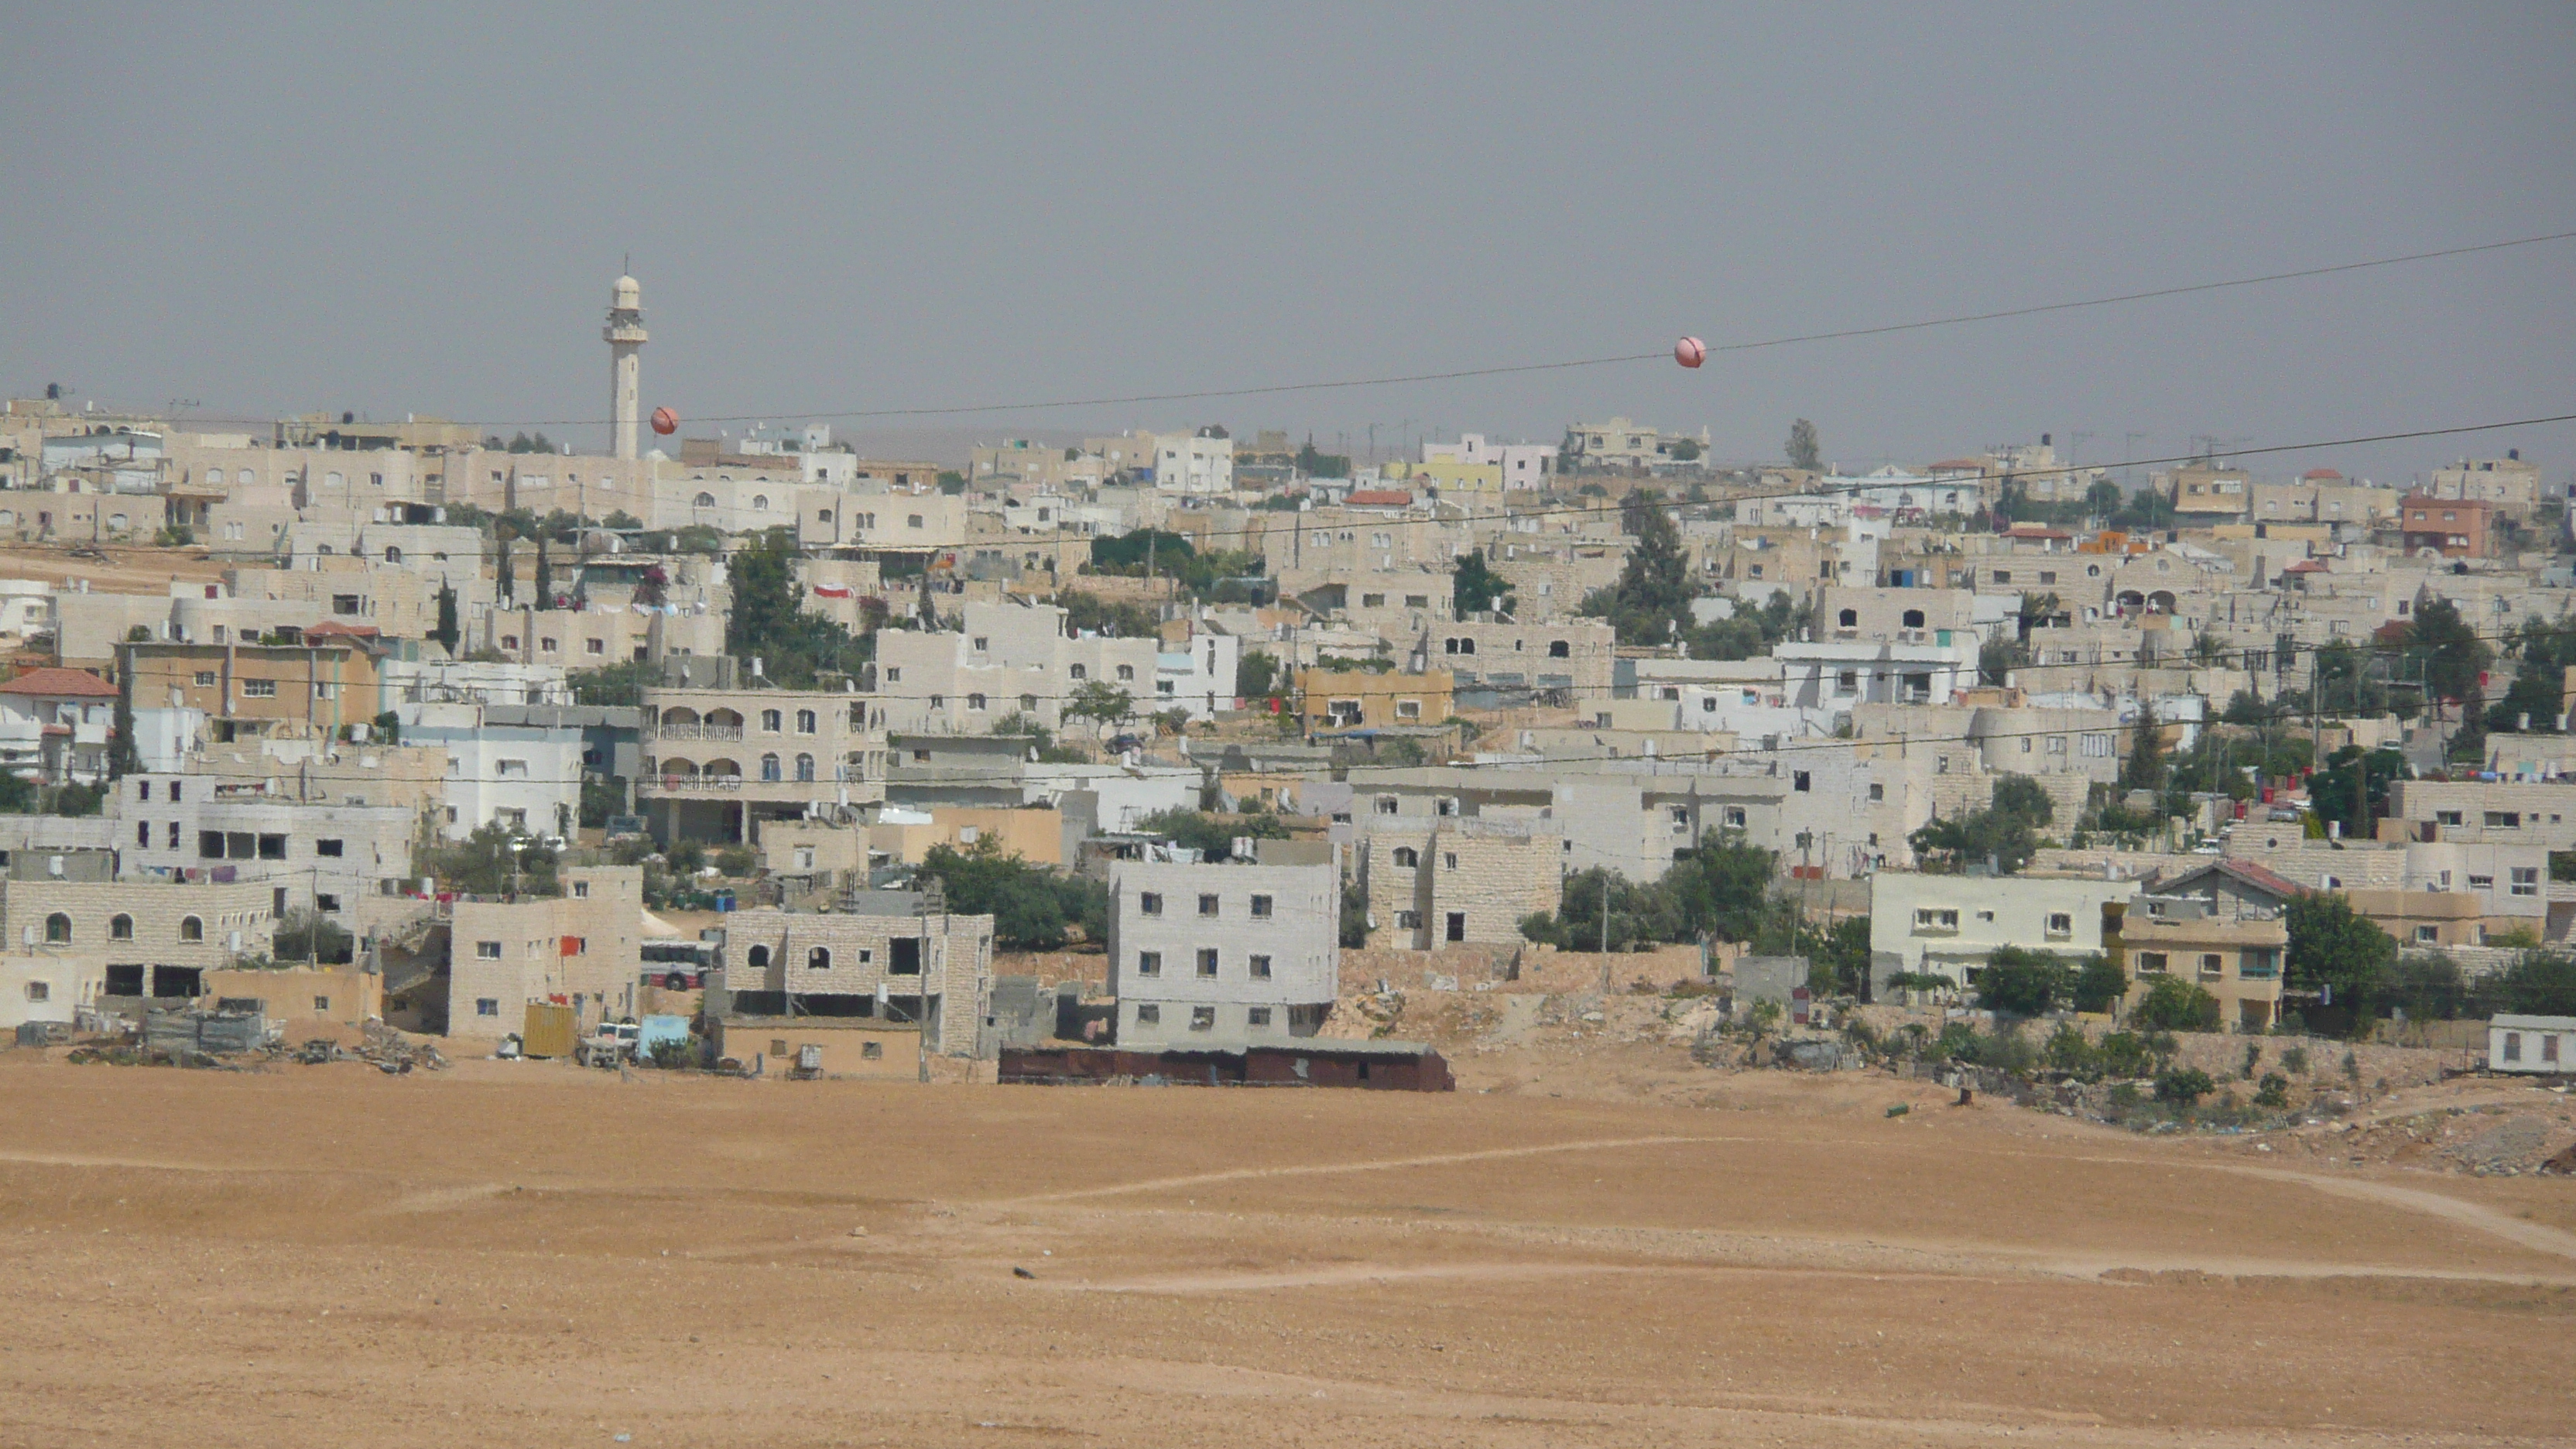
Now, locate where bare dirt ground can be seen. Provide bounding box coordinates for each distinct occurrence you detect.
[2,1046,2571,1449]
[0,541,231,598]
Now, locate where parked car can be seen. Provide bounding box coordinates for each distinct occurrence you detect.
[576,1020,639,1067]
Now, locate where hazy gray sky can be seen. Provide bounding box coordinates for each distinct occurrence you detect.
[6,4,2572,477]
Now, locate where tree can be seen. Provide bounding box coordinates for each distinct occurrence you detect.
[1785,418,1822,472]
[1666,437,1702,463]
[1131,808,1286,862]
[2071,954,2129,1013]
[2406,595,2491,705]
[1064,680,1135,738]
[1295,440,1350,478]
[2310,745,2402,841]
[1979,947,2074,1016]
[1979,636,2029,687]
[1451,551,1516,619]
[1058,591,1159,639]
[2132,976,2219,1031]
[2154,1067,2216,1105]
[2475,952,2576,1016]
[430,581,461,655]
[920,838,1107,951]
[1661,838,1777,944]
[2285,891,2396,1028]
[1588,490,1696,646]
[272,909,355,964]
[1990,775,2054,827]
[567,660,655,707]
[721,526,875,687]
[421,822,560,899]
[2120,712,2168,794]
[533,536,553,610]
[1236,651,1282,703]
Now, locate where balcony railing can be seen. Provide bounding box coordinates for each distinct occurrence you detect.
[648,723,745,742]
[653,774,743,792]
[647,768,870,793]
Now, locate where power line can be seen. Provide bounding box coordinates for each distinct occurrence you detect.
[155,228,2576,430]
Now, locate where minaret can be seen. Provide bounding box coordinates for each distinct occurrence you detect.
[605,272,646,459]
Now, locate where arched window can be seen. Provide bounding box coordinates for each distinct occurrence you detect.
[760,709,783,732]
[180,916,203,942]
[817,509,834,523]
[109,913,133,941]
[807,947,831,971]
[751,495,769,512]
[760,753,782,782]
[44,913,70,944]
[1392,847,1420,868]
[1901,608,1925,628]
[795,709,816,734]
[794,753,815,782]
[1116,665,1135,680]
[693,492,715,508]
[1548,640,1570,658]
[384,545,402,563]
[1069,664,1088,680]
[1838,608,1858,627]
[746,944,771,970]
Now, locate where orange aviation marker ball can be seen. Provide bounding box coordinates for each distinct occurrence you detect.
[650,406,679,436]
[1674,336,1707,368]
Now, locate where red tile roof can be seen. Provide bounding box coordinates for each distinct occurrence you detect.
[2302,468,2344,481]
[0,666,117,698]
[1344,489,1414,507]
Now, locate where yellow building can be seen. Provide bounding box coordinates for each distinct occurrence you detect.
[1297,668,1454,733]
[868,807,1064,866]
[126,638,385,738]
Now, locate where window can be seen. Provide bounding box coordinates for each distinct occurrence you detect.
[967,694,987,711]
[1376,796,1399,816]
[2415,925,2441,944]
[2512,866,2540,896]
[796,709,817,734]
[1197,948,1219,978]
[1068,665,1086,680]
[2468,875,2495,891]
[2046,913,2072,940]
[587,638,606,655]
[1136,951,1161,977]
[316,838,344,858]
[194,671,216,687]
[1392,847,1419,868]
[1396,909,1421,929]
[761,708,783,732]
[807,947,831,971]
[1901,608,1925,629]
[1793,771,1810,792]
[1837,608,1858,628]
[1247,1005,1273,1026]
[761,754,781,781]
[1135,1004,1160,1026]
[1868,783,1884,802]
[476,999,498,1018]
[1138,892,1162,916]
[242,679,277,697]
[1250,894,1273,919]
[2198,953,2225,978]
[475,940,502,959]
[747,944,771,969]
[1198,893,1219,917]
[2485,811,2520,827]
[1248,954,1274,981]
[495,759,528,779]
[2136,951,2167,974]
[795,753,815,782]
[572,881,589,899]
[109,913,132,940]
[1190,1005,1216,1032]
[972,637,989,652]
[316,893,341,913]
[1116,665,1135,681]
[1913,908,1959,934]
[1722,806,1747,829]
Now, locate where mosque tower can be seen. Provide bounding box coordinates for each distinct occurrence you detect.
[605,272,646,459]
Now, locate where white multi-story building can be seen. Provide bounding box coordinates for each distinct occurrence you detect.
[1143,430,1235,494]
[1151,625,1240,721]
[1107,843,1339,1047]
[875,600,1160,735]
[393,703,584,839]
[109,775,418,927]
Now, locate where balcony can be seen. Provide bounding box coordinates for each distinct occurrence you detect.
[653,773,743,792]
[648,723,745,742]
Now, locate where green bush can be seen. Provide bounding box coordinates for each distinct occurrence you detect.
[2280,1046,2311,1075]
[2095,1031,2156,1079]
[2044,1023,2100,1080]
[2154,1067,2216,1105]
[647,1036,700,1070]
[2130,975,2218,1031]
[714,845,758,877]
[2253,1072,2290,1108]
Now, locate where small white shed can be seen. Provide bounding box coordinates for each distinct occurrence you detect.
[2487,1014,2576,1074]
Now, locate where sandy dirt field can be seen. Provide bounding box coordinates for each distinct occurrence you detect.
[0,1046,2569,1448]
[0,542,231,598]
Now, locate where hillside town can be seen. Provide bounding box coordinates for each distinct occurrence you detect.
[0,271,2567,1115]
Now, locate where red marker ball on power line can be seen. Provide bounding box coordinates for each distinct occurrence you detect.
[1674,337,1707,368]
[650,406,678,436]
